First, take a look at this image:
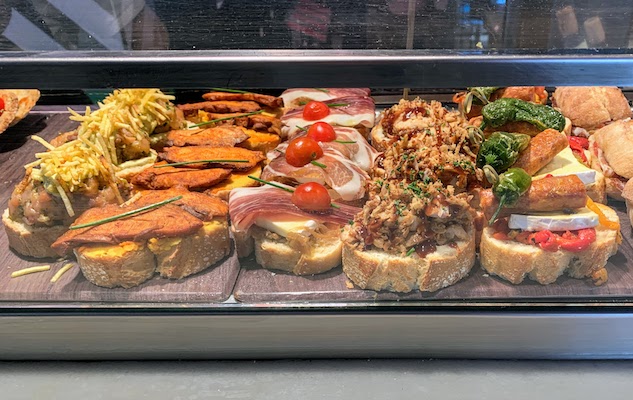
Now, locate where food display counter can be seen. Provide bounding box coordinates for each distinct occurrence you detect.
[1,0,633,360]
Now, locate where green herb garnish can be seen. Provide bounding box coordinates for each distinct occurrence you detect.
[333,140,356,144]
[311,160,327,169]
[314,88,329,93]
[70,196,183,230]
[209,88,249,94]
[406,247,416,257]
[192,110,264,128]
[247,176,340,209]
[156,160,249,168]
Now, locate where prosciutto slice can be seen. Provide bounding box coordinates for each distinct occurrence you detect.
[261,147,370,201]
[281,88,371,110]
[229,185,360,234]
[281,96,375,138]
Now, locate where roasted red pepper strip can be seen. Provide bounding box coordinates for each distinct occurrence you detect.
[557,228,596,252]
[532,230,560,252]
[568,136,589,163]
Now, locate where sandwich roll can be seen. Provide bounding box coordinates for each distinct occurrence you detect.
[592,120,633,180]
[552,87,631,131]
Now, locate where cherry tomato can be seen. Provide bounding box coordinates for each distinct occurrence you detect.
[291,182,332,212]
[302,101,330,121]
[307,122,336,142]
[0,98,4,111]
[285,137,324,167]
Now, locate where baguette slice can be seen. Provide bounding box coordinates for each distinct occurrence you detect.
[342,224,476,293]
[75,241,156,288]
[2,209,66,258]
[249,226,342,275]
[480,203,619,285]
[149,219,230,279]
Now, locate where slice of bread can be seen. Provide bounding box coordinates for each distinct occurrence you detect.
[75,241,156,288]
[250,226,342,275]
[149,219,229,279]
[73,218,230,288]
[342,224,476,293]
[2,208,67,258]
[480,203,619,285]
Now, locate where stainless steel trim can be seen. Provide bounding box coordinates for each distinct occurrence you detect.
[2,313,633,360]
[2,50,633,88]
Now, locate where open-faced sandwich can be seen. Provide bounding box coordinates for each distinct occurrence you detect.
[342,98,484,293]
[3,89,178,258]
[51,188,230,288]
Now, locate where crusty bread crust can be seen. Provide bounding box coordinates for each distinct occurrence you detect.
[342,224,476,293]
[73,219,230,288]
[480,203,619,285]
[552,87,631,130]
[2,209,66,258]
[593,120,633,180]
[622,178,633,226]
[7,89,40,126]
[152,220,230,279]
[587,170,607,204]
[251,227,342,275]
[0,92,18,134]
[75,242,156,288]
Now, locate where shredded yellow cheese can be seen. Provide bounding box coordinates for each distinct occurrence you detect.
[11,265,51,278]
[50,263,75,283]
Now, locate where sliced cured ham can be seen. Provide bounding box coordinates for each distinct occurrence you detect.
[229,185,360,234]
[281,96,375,138]
[281,88,371,110]
[261,147,370,201]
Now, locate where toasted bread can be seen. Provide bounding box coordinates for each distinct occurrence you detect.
[0,91,19,134]
[2,209,67,258]
[248,226,342,275]
[480,203,619,285]
[341,224,476,293]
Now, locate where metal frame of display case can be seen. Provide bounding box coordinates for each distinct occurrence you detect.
[2,49,633,360]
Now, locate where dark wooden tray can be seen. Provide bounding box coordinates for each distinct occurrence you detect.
[0,113,239,303]
[234,205,633,303]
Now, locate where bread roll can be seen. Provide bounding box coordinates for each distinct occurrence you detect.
[552,87,631,130]
[593,120,633,179]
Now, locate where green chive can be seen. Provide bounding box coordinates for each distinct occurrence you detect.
[333,140,356,144]
[296,125,308,132]
[156,160,249,168]
[311,160,327,169]
[191,110,264,128]
[327,103,349,108]
[208,88,249,94]
[248,176,294,194]
[314,88,329,93]
[70,196,183,230]
[406,247,415,257]
[247,176,340,209]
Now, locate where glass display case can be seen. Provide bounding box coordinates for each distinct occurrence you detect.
[1,0,633,360]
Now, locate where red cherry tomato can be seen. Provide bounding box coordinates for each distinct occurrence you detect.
[0,98,5,111]
[307,122,336,142]
[285,137,324,167]
[291,182,332,212]
[302,101,330,121]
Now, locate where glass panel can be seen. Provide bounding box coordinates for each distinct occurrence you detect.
[1,0,632,52]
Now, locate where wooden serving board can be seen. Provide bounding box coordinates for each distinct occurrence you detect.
[0,113,239,303]
[234,209,633,303]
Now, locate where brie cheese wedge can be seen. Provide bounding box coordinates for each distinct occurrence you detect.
[533,147,596,185]
[508,207,599,232]
[255,218,318,238]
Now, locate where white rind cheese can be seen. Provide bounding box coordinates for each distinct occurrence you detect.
[534,147,596,185]
[255,218,318,238]
[509,207,599,232]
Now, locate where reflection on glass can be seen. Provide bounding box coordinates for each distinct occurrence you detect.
[0,0,632,51]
